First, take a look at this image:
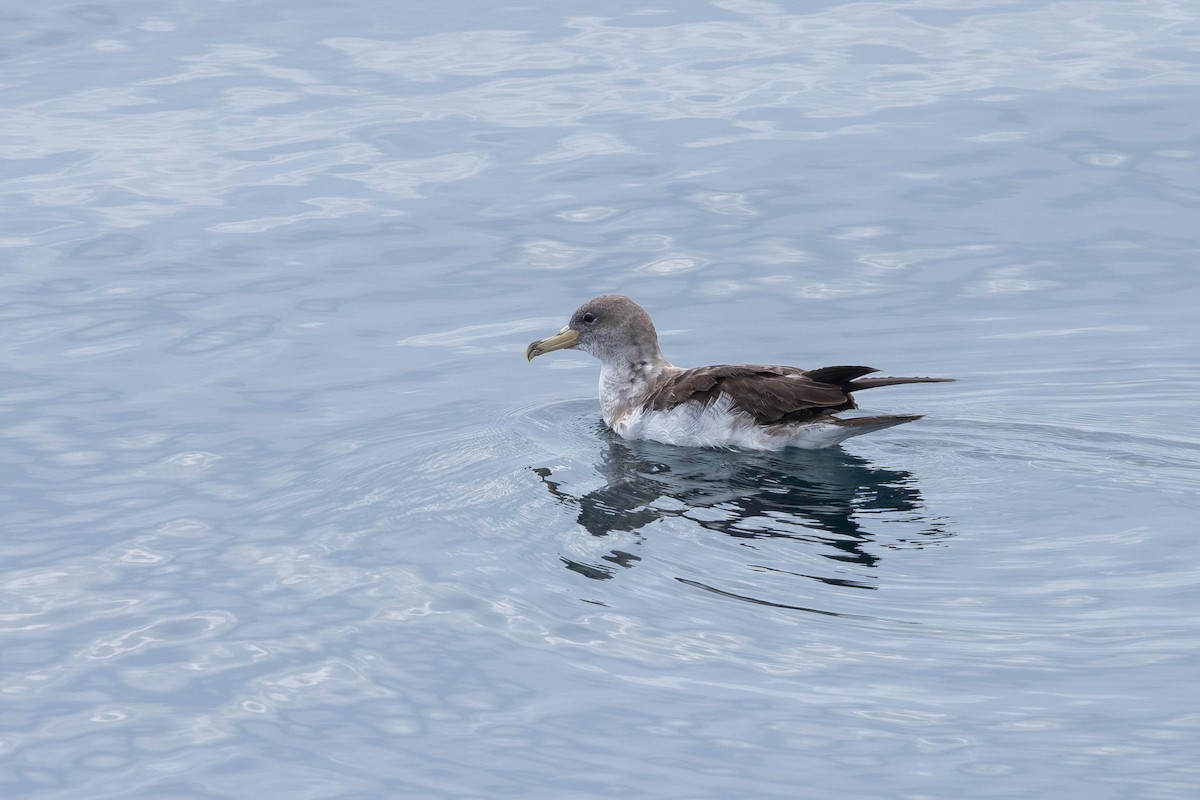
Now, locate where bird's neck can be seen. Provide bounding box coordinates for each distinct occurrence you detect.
[597,352,678,428]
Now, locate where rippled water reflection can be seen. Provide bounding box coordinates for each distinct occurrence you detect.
[530,420,949,592]
[3,0,1200,798]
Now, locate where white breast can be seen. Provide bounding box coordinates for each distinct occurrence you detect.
[613,393,775,449]
[612,392,869,450]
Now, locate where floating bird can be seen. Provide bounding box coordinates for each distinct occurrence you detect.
[526,295,952,450]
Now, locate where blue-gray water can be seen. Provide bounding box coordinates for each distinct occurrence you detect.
[3,1,1199,798]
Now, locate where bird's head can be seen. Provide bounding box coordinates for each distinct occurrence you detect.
[526,294,661,364]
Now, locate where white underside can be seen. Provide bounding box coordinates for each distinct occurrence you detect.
[611,393,869,451]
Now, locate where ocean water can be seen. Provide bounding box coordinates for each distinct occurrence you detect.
[3,1,1199,798]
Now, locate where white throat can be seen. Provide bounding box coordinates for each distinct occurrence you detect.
[597,356,677,428]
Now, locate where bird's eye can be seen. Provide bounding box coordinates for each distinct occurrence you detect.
[582,313,597,324]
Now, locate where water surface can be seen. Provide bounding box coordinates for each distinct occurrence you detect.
[2,1,1199,798]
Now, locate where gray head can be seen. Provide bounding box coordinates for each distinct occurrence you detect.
[526,295,663,364]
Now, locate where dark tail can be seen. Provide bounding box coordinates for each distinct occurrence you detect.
[803,365,955,393]
[832,413,923,430]
[848,375,955,392]
[822,413,924,443]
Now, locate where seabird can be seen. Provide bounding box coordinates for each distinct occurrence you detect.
[526,294,953,450]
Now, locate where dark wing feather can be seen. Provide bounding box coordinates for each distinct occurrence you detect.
[847,375,956,391]
[644,364,954,426]
[644,365,857,424]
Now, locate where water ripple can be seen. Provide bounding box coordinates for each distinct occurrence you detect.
[2,2,1199,797]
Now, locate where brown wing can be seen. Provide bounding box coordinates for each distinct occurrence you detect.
[643,365,872,425]
[644,364,953,425]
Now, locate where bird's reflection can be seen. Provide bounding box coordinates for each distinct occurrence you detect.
[532,427,950,586]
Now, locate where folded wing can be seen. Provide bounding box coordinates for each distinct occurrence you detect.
[643,364,953,425]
